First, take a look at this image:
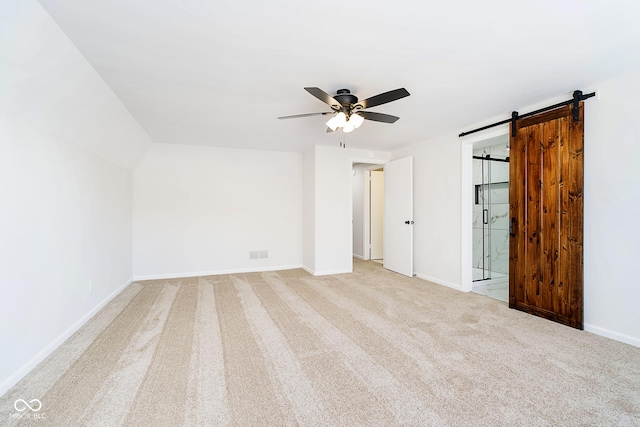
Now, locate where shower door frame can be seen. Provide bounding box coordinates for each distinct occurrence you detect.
[473,154,510,283]
[474,155,492,281]
[461,130,511,293]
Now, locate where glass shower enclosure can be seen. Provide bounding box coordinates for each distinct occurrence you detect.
[472,148,510,282]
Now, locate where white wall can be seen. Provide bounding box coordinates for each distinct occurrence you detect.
[313,146,353,274]
[133,143,303,278]
[302,148,316,272]
[0,1,151,171]
[398,71,640,346]
[0,0,152,395]
[581,72,640,345]
[393,136,463,290]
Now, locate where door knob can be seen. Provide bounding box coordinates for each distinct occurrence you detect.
[404,220,414,225]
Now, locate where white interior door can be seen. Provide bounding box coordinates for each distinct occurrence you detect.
[370,170,384,260]
[383,156,413,277]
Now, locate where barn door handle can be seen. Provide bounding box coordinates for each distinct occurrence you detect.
[509,217,516,236]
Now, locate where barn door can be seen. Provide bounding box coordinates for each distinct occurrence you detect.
[509,103,584,329]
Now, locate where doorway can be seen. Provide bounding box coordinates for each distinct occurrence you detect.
[369,169,384,263]
[352,163,384,263]
[351,157,414,277]
[470,136,510,302]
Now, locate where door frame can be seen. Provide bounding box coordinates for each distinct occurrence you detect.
[461,128,510,292]
[369,169,385,260]
[351,159,386,265]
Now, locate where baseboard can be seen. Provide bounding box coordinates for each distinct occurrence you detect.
[312,268,353,276]
[132,264,304,282]
[301,265,352,276]
[415,273,465,292]
[0,277,133,397]
[352,254,365,260]
[584,324,640,348]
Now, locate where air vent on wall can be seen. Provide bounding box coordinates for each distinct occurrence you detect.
[249,250,269,260]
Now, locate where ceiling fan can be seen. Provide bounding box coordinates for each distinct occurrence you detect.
[278,87,410,133]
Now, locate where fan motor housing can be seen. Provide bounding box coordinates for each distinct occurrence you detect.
[334,89,358,107]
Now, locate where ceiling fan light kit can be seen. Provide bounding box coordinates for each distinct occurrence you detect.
[343,122,355,133]
[325,118,339,132]
[326,111,364,132]
[326,111,347,131]
[278,87,410,133]
[349,113,364,128]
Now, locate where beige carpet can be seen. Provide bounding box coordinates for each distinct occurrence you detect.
[2,259,640,426]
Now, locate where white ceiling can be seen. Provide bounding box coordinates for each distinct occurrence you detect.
[37,0,640,153]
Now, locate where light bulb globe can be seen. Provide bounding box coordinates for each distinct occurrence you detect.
[325,116,338,131]
[349,113,364,129]
[335,112,347,127]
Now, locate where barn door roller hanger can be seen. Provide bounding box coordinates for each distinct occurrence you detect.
[459,90,596,138]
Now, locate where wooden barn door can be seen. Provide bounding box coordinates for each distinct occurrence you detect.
[509,103,584,329]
